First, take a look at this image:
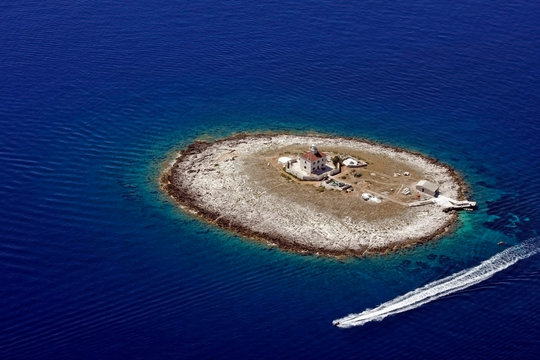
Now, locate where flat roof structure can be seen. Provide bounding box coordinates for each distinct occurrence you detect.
[278,156,292,164]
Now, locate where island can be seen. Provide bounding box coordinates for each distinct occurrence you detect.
[161,133,475,257]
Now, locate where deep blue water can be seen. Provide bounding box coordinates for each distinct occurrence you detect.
[1,1,539,358]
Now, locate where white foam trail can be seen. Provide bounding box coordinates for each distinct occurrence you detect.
[333,238,540,328]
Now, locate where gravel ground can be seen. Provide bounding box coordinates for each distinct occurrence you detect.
[162,134,466,257]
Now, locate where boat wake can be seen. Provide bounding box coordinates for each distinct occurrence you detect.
[333,237,540,328]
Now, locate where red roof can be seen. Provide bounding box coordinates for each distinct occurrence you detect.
[300,150,326,162]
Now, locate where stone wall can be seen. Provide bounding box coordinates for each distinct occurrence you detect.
[285,162,340,181]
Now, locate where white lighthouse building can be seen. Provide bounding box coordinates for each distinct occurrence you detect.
[298,145,327,174]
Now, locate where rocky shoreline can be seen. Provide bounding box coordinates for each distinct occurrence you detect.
[161,133,468,257]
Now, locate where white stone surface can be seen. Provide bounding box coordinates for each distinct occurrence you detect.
[168,134,461,254]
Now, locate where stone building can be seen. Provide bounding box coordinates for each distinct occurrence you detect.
[298,145,327,174]
[416,180,439,196]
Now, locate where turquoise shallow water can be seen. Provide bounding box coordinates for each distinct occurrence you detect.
[1,0,539,359]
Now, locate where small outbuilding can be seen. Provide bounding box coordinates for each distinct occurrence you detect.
[278,156,292,165]
[342,157,367,168]
[416,180,439,197]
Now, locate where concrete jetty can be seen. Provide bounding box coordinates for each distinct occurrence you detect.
[410,195,476,211]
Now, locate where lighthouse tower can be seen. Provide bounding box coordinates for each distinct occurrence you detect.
[299,144,327,173]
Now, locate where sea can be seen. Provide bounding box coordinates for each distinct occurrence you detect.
[1,1,539,359]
